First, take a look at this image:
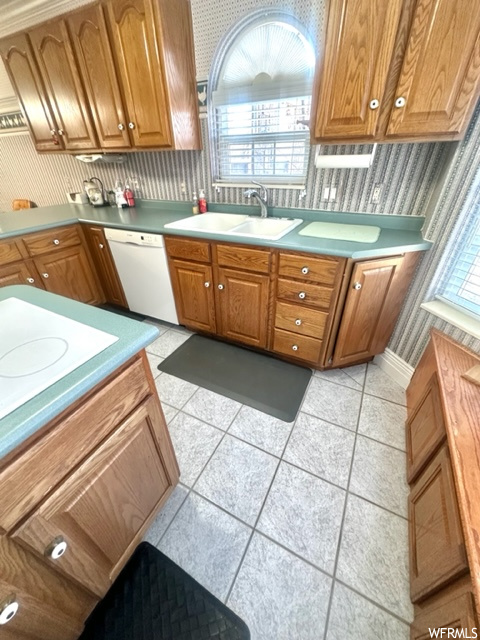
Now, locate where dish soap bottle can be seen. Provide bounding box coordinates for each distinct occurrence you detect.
[198,188,207,213]
[124,181,135,207]
[192,191,199,215]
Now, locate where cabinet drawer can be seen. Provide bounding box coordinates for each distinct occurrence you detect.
[278,252,340,285]
[277,278,334,310]
[23,226,82,257]
[272,328,322,363]
[409,446,468,603]
[406,374,446,484]
[165,236,211,263]
[275,301,328,339]
[0,356,150,532]
[216,243,270,273]
[0,237,26,265]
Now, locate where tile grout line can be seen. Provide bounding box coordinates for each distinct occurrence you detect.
[335,579,413,627]
[321,367,367,640]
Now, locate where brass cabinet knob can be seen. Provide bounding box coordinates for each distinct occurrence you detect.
[0,595,18,625]
[353,282,362,290]
[301,266,309,275]
[298,291,306,299]
[45,536,67,560]
[395,97,406,108]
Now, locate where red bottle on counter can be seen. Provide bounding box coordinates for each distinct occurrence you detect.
[198,189,207,213]
[124,183,135,207]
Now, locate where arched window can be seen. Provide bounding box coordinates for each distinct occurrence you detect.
[209,9,315,185]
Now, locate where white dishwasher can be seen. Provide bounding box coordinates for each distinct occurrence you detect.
[105,228,178,324]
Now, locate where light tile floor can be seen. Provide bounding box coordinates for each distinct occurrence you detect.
[143,323,412,640]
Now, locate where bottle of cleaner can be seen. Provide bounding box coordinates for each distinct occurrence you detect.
[124,182,135,207]
[198,189,207,213]
[192,191,199,215]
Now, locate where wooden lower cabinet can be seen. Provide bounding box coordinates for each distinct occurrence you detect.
[215,267,269,348]
[0,260,44,289]
[0,353,179,638]
[82,225,127,307]
[409,447,468,603]
[168,258,216,333]
[33,245,103,305]
[407,332,480,635]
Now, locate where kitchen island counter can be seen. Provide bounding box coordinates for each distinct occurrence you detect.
[0,285,159,460]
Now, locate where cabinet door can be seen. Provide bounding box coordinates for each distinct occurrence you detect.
[409,447,468,603]
[67,5,131,150]
[105,0,173,148]
[0,536,95,640]
[312,0,403,141]
[332,256,404,367]
[83,225,128,307]
[13,397,177,597]
[215,267,270,349]
[0,34,62,151]
[387,0,480,139]
[411,581,478,640]
[406,373,446,483]
[28,20,98,151]
[0,260,44,290]
[168,259,216,332]
[34,246,103,305]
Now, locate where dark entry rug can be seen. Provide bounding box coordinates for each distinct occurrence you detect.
[158,334,311,422]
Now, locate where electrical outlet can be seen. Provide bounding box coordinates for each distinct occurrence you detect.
[371,183,383,204]
[180,182,186,194]
[329,186,337,201]
[323,187,330,201]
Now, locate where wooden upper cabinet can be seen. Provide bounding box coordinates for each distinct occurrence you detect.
[0,34,62,151]
[104,0,173,148]
[312,0,403,141]
[386,0,480,139]
[28,20,98,150]
[67,4,131,150]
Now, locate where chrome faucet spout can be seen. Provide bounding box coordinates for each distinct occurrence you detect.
[243,181,269,218]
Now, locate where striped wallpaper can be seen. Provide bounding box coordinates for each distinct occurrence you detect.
[0,0,478,365]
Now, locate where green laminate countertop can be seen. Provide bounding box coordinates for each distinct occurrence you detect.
[0,285,159,461]
[0,199,432,259]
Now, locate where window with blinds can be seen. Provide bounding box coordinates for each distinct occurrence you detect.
[209,12,315,185]
[438,201,480,318]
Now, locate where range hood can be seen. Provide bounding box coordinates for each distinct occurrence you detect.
[75,154,125,164]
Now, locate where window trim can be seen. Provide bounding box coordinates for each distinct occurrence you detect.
[207,8,316,187]
[421,299,480,340]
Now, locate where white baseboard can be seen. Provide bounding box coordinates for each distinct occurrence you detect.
[373,348,414,390]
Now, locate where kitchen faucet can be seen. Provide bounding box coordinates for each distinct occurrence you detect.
[244,181,269,218]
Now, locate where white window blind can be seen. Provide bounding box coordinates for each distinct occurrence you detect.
[209,12,315,185]
[438,202,480,318]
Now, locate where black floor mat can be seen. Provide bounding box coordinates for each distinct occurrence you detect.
[98,303,146,321]
[78,542,250,640]
[158,334,311,422]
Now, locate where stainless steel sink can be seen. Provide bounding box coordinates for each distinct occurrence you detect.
[164,213,303,240]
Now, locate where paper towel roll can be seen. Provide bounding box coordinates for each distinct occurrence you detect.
[315,144,377,169]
